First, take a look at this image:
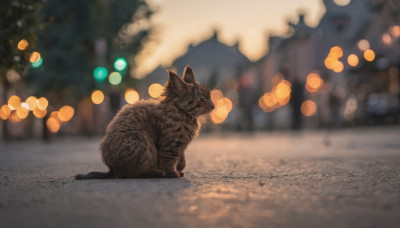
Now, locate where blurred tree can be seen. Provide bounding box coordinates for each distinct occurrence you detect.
[27,0,154,101]
[0,0,44,139]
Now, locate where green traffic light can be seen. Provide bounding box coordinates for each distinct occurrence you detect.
[93,67,108,82]
[113,57,127,71]
[31,57,43,68]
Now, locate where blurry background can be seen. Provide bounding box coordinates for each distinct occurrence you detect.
[0,0,399,140]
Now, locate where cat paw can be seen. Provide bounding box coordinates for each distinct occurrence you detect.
[178,171,184,177]
[165,172,180,178]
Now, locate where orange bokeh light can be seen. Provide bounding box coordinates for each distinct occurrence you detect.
[125,89,140,104]
[29,52,41,63]
[347,54,359,67]
[91,90,104,104]
[301,100,317,117]
[25,96,38,110]
[37,97,48,110]
[46,117,61,133]
[364,49,375,62]
[33,107,47,118]
[17,39,29,50]
[148,83,163,99]
[58,105,74,122]
[8,95,21,110]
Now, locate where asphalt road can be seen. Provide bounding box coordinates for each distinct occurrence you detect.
[0,127,400,228]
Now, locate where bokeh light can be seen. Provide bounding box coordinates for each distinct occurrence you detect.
[357,39,370,51]
[58,105,74,122]
[334,0,351,6]
[37,97,48,111]
[25,96,38,110]
[0,105,11,120]
[148,83,163,98]
[46,117,61,133]
[93,67,108,82]
[347,54,359,67]
[329,46,343,58]
[33,107,47,118]
[16,106,29,119]
[17,39,29,50]
[382,33,392,45]
[31,57,43,68]
[114,57,127,71]
[8,95,21,110]
[91,90,104,104]
[109,72,122,85]
[210,89,223,103]
[332,61,344,73]
[306,73,323,93]
[125,89,140,104]
[29,52,41,63]
[301,100,317,117]
[364,49,375,62]
[274,81,291,99]
[390,25,400,37]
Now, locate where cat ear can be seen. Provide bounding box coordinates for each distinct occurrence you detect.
[182,65,196,84]
[167,70,186,91]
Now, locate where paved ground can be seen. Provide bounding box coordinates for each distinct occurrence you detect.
[0,127,399,228]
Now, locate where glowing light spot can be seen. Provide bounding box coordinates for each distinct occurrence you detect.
[324,56,337,70]
[210,90,223,104]
[25,96,38,110]
[0,105,12,120]
[262,92,278,107]
[91,90,104,104]
[330,46,343,58]
[16,106,29,119]
[93,67,108,82]
[334,0,351,6]
[357,39,370,51]
[259,97,275,113]
[332,61,344,73]
[390,25,400,37]
[148,83,163,98]
[8,96,21,110]
[36,97,48,111]
[125,89,140,104]
[33,108,47,118]
[17,39,29,50]
[58,105,74,122]
[31,57,43,68]
[347,54,359,67]
[274,82,291,99]
[382,33,392,45]
[216,97,233,112]
[109,72,122,85]
[29,52,41,63]
[306,73,323,93]
[46,117,60,133]
[114,57,127,71]
[364,49,375,62]
[301,100,317,117]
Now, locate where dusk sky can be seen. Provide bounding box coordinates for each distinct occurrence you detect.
[135,0,327,77]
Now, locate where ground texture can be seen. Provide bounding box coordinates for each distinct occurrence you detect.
[0,127,399,228]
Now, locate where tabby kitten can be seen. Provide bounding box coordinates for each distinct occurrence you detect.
[76,66,214,179]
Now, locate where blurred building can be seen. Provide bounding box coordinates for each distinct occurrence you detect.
[242,0,400,130]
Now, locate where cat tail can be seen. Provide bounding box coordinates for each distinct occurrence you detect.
[75,169,115,180]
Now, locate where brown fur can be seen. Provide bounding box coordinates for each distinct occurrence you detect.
[76,66,214,179]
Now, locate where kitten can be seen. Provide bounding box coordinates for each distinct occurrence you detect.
[76,66,214,179]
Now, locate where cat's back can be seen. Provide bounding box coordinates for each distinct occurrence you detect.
[106,100,161,135]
